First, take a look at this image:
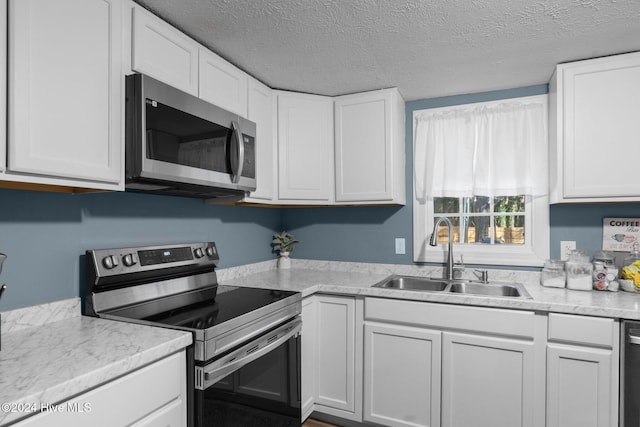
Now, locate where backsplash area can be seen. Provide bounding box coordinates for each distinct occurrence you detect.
[0,188,280,311]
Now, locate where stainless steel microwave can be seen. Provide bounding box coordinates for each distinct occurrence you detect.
[125,73,256,200]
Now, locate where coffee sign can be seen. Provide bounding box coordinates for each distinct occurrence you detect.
[603,218,640,251]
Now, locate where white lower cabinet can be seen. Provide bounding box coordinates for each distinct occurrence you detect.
[363,322,441,427]
[302,295,363,422]
[546,314,619,427]
[301,295,318,420]
[441,332,536,427]
[16,350,187,427]
[303,296,621,427]
[364,297,546,427]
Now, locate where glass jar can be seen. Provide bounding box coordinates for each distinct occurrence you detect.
[592,250,618,291]
[540,259,565,288]
[566,250,593,291]
[593,250,615,268]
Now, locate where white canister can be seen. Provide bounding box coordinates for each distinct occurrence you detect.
[566,250,593,291]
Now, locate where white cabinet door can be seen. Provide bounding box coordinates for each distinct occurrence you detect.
[16,351,187,427]
[441,332,536,427]
[276,91,334,203]
[334,88,405,204]
[363,322,441,427]
[8,0,123,189]
[550,52,640,202]
[245,78,275,202]
[315,295,362,421]
[546,313,619,427]
[0,0,6,174]
[301,296,318,421]
[131,5,198,96]
[546,344,616,427]
[199,48,248,117]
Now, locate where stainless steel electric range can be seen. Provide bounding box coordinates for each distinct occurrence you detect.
[84,242,302,427]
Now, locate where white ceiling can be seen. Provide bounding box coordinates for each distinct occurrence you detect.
[135,0,640,101]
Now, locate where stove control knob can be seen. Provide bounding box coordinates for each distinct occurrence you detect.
[206,246,216,257]
[194,248,204,258]
[102,255,117,269]
[123,253,137,267]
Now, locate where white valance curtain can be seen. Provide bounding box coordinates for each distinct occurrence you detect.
[413,98,548,203]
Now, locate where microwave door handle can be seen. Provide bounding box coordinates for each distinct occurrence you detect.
[231,121,245,184]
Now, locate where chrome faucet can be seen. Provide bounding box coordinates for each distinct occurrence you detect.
[429,217,454,280]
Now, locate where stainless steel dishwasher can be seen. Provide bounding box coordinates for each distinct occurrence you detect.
[621,320,640,426]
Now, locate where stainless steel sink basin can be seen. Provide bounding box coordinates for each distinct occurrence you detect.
[449,282,530,298]
[372,275,532,299]
[373,275,448,292]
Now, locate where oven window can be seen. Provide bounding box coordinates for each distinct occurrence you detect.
[145,99,232,174]
[195,336,300,427]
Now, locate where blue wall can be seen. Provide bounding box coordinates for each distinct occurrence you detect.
[550,203,640,259]
[0,188,281,310]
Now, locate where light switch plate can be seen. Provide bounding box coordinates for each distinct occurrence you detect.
[395,238,406,255]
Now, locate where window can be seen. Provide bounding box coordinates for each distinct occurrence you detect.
[413,95,549,267]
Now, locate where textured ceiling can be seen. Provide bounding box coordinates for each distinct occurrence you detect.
[135,0,640,101]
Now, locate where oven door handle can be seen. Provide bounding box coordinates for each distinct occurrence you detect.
[201,318,301,387]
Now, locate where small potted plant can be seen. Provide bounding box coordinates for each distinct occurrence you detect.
[271,231,299,269]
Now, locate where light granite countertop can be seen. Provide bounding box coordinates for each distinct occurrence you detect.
[0,303,191,426]
[3,258,640,425]
[221,260,640,320]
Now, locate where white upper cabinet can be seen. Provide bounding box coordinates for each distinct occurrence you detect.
[244,78,275,202]
[199,48,248,117]
[276,91,334,203]
[6,0,123,190]
[130,5,198,95]
[549,52,640,203]
[334,88,405,205]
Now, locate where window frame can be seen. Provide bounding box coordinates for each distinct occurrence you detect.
[412,95,549,267]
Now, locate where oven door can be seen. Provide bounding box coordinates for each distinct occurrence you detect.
[194,317,301,427]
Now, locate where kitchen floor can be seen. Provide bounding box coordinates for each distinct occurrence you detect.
[302,418,340,427]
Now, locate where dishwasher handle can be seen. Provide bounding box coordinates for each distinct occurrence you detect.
[628,328,640,345]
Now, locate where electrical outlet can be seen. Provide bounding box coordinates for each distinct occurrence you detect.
[560,240,576,260]
[395,238,406,255]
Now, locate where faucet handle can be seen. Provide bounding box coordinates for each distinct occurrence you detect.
[474,269,489,284]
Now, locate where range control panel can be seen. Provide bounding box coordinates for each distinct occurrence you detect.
[88,242,219,277]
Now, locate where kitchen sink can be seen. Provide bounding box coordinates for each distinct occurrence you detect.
[448,282,530,298]
[372,275,532,299]
[373,276,449,292]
